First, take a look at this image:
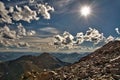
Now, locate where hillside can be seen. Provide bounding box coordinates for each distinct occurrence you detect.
[0,53,69,80]
[41,41,120,80]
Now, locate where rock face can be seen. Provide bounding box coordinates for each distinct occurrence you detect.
[44,41,120,80]
[0,53,69,80]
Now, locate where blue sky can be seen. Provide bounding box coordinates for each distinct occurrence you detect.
[1,0,120,37]
[49,0,120,37]
[0,0,120,52]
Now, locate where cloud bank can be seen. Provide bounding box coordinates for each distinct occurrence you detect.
[53,27,115,49]
[0,1,54,23]
[0,24,36,48]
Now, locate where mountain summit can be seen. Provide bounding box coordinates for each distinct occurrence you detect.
[0,53,69,80]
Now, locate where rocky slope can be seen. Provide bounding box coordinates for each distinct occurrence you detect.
[41,41,120,80]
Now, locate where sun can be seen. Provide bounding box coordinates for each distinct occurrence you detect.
[80,6,91,17]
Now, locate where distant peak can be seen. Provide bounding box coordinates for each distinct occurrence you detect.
[40,52,51,56]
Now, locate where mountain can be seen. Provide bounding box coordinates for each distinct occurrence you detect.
[40,41,120,80]
[0,52,41,62]
[0,52,90,63]
[51,52,90,63]
[0,53,69,80]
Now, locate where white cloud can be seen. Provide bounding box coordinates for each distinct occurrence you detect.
[54,35,64,45]
[17,23,27,36]
[9,6,14,13]
[0,23,36,39]
[12,3,54,22]
[84,27,104,44]
[115,28,120,35]
[12,5,39,23]
[2,25,16,39]
[62,31,74,45]
[3,25,10,32]
[0,1,12,23]
[53,28,106,49]
[0,39,30,48]
[39,27,60,34]
[3,31,16,39]
[0,1,54,23]
[15,5,22,12]
[36,3,54,19]
[76,32,84,44]
[54,31,74,49]
[0,40,11,47]
[105,35,115,43]
[27,30,36,36]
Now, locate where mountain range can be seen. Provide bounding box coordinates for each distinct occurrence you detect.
[0,41,120,80]
[0,52,90,63]
[0,53,69,80]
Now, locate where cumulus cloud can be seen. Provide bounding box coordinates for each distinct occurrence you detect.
[3,31,16,39]
[16,23,36,37]
[0,1,12,23]
[0,23,36,40]
[12,3,54,22]
[84,28,104,44]
[54,31,74,49]
[0,1,54,23]
[12,5,39,23]
[0,39,11,47]
[62,31,74,44]
[2,25,16,39]
[115,28,120,35]
[17,23,27,36]
[76,32,84,44]
[0,24,33,48]
[54,35,64,45]
[9,6,14,13]
[39,27,60,34]
[54,28,106,49]
[36,3,54,19]
[105,35,115,43]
